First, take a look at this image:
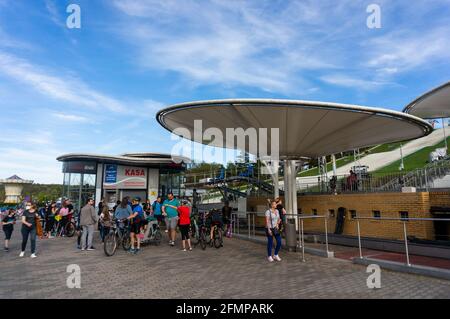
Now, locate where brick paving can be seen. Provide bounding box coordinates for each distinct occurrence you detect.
[0,228,449,299]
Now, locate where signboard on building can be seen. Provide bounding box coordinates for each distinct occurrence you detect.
[104,165,147,189]
[63,161,97,174]
[104,165,118,183]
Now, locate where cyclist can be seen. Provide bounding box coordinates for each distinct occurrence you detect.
[177,199,192,251]
[162,192,180,247]
[128,197,144,254]
[209,208,223,244]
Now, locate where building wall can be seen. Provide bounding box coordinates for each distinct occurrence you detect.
[247,192,445,241]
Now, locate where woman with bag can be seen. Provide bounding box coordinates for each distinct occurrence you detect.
[265,200,282,262]
[20,203,39,258]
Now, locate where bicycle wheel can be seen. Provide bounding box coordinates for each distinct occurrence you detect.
[104,233,117,257]
[65,222,76,237]
[154,230,162,245]
[122,233,131,251]
[190,223,199,245]
[214,228,223,249]
[199,230,207,250]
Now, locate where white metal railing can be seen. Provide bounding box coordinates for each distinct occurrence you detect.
[354,216,450,267]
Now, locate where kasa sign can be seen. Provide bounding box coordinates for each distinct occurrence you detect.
[104,165,147,189]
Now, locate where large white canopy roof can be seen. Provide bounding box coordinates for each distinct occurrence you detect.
[403,81,450,119]
[157,99,432,159]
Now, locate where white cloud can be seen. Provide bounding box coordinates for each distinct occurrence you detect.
[366,27,450,73]
[51,113,89,122]
[111,0,346,93]
[320,74,387,90]
[0,51,127,113]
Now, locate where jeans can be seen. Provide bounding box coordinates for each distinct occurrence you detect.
[81,225,94,249]
[267,232,282,257]
[21,225,37,254]
[100,226,110,242]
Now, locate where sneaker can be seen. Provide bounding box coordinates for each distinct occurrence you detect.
[19,251,25,257]
[189,247,193,251]
[30,253,37,258]
[87,247,95,251]
[4,247,8,252]
[128,248,135,254]
[81,248,85,251]
[183,248,187,252]
[48,235,54,239]
[165,230,168,233]
[267,256,274,262]
[170,242,175,247]
[274,255,282,262]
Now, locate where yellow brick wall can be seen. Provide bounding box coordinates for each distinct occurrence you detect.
[247,192,448,240]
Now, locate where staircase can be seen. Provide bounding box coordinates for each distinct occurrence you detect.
[377,158,450,191]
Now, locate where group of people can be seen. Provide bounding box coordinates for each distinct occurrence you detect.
[3,194,285,262]
[79,192,202,254]
[1,202,41,258]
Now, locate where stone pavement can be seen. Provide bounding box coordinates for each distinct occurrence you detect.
[0,227,449,299]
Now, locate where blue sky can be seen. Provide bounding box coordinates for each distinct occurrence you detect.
[0,0,450,183]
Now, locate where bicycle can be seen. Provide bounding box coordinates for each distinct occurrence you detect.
[210,221,223,249]
[52,213,76,237]
[197,212,209,250]
[141,217,162,246]
[189,213,200,246]
[104,219,132,257]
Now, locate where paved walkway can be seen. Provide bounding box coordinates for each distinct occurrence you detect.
[0,228,449,299]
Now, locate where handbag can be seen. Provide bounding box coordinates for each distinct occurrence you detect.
[35,216,43,237]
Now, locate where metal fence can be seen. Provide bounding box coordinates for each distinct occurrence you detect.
[230,211,330,263]
[293,159,450,195]
[354,216,450,267]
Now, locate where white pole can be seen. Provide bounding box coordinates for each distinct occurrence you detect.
[399,143,404,171]
[442,118,448,152]
[332,154,337,176]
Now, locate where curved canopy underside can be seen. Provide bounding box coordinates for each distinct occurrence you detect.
[403,81,450,119]
[157,99,432,159]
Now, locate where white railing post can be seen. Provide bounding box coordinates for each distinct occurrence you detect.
[403,221,411,267]
[357,219,363,259]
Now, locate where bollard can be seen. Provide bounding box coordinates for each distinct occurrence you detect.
[285,219,297,252]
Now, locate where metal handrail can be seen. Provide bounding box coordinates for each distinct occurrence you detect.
[353,215,450,267]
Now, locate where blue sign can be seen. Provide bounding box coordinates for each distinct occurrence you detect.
[105,165,117,183]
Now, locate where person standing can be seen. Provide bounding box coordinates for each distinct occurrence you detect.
[99,206,112,243]
[265,200,282,262]
[80,198,98,251]
[275,197,287,233]
[177,200,192,251]
[45,202,56,238]
[128,197,144,254]
[152,197,163,225]
[222,201,232,237]
[114,198,132,220]
[2,209,16,252]
[20,203,39,258]
[162,192,180,247]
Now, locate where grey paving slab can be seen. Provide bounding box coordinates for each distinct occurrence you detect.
[0,229,449,299]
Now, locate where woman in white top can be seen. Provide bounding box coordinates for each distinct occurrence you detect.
[265,200,282,262]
